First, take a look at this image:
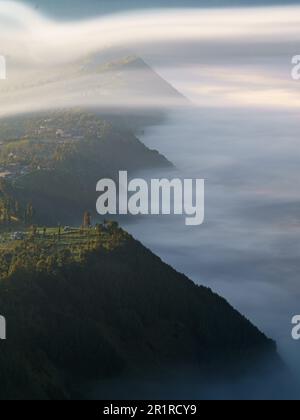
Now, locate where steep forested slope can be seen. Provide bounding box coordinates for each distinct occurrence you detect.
[0,226,279,400]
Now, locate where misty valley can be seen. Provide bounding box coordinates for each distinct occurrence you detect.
[1,0,300,401]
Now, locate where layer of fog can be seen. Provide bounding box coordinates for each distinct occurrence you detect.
[123,106,300,391]
[1,2,300,116]
[88,366,299,400]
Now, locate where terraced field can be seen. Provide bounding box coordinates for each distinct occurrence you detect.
[0,223,125,263]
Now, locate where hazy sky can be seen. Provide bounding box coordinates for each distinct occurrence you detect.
[19,0,300,19]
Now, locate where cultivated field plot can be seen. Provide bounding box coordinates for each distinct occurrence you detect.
[0,225,120,257]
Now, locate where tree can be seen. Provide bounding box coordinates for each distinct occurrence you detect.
[83,211,91,228]
[106,221,119,232]
[26,202,35,225]
[14,200,20,216]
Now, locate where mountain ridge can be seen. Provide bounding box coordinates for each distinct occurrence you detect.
[0,108,172,225]
[0,224,281,400]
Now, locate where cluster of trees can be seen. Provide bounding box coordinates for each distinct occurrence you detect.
[0,197,20,223]
[0,178,36,226]
[0,197,35,226]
